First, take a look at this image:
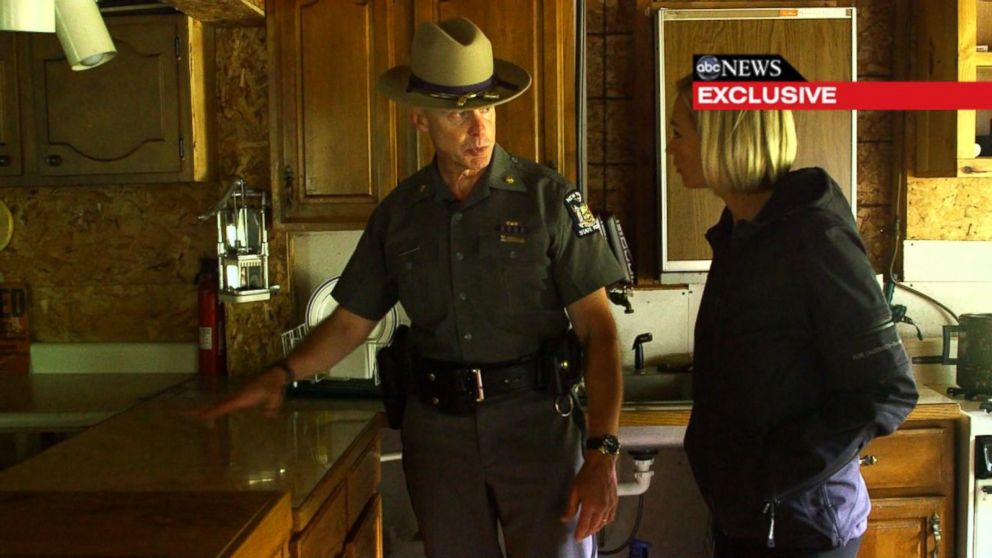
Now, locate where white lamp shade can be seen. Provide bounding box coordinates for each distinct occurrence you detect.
[0,0,55,33]
[54,0,116,71]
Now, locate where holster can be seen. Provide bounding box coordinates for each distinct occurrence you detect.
[539,329,584,397]
[376,325,412,429]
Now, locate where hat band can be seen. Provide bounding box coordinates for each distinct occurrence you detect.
[407,73,519,107]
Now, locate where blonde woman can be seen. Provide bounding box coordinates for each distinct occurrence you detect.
[668,76,918,558]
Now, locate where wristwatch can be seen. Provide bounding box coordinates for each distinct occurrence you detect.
[585,434,621,456]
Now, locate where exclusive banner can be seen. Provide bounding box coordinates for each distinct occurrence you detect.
[692,81,992,110]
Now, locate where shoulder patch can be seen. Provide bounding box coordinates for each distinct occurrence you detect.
[563,190,601,238]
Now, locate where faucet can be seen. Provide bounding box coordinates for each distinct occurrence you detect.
[632,332,653,374]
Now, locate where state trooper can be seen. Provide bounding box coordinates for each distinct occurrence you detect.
[199,17,626,558]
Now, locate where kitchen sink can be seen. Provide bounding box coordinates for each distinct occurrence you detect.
[622,371,693,404]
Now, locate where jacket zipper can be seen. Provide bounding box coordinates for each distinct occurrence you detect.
[761,444,862,548]
[763,501,777,548]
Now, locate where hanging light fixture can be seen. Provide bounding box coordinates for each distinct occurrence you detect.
[54,0,117,70]
[0,0,55,33]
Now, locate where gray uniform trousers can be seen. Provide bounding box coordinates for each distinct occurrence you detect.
[401,389,597,558]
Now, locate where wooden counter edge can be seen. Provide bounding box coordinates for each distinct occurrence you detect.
[619,399,962,427]
[291,414,383,532]
[229,491,293,558]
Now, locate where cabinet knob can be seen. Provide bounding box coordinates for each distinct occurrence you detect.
[859,454,877,466]
[46,154,63,167]
[0,155,9,167]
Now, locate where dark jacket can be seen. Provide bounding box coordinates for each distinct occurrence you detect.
[685,168,918,549]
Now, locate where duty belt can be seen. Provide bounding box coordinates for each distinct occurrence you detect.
[412,355,542,415]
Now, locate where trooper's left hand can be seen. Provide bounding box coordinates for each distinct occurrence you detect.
[561,450,619,540]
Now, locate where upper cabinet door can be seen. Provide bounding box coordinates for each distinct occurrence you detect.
[269,0,413,230]
[913,0,992,177]
[412,0,576,182]
[27,15,210,181]
[0,33,22,178]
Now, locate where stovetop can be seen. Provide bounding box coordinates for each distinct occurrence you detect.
[946,387,992,414]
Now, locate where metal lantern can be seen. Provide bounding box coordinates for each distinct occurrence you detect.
[199,177,279,303]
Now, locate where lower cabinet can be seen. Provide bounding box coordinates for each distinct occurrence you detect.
[291,431,382,558]
[857,421,955,558]
[343,495,383,558]
[860,497,947,558]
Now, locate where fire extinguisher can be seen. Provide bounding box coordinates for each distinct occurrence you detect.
[196,258,227,376]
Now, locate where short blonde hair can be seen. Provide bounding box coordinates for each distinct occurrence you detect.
[674,75,797,194]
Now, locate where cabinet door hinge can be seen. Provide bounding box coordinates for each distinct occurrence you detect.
[283,165,294,206]
[178,136,185,160]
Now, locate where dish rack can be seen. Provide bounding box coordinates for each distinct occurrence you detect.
[279,322,387,385]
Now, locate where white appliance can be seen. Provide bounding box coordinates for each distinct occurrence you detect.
[958,398,992,558]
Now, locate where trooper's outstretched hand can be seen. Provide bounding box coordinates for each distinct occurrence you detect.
[561,450,619,540]
[190,367,287,419]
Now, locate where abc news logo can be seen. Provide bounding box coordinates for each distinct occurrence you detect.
[692,55,804,82]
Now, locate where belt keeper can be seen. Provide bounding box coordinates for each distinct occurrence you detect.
[471,368,484,402]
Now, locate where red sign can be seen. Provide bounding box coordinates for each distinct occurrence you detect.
[0,283,30,375]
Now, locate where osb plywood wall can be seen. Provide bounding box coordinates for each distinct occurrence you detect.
[586,0,902,274]
[0,184,214,341]
[0,25,293,375]
[214,26,293,376]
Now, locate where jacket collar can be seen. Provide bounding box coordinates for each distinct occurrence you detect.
[706,167,842,251]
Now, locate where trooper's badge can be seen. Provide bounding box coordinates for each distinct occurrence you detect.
[564,191,600,237]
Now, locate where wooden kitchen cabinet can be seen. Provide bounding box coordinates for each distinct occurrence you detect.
[268,0,414,231]
[857,421,955,558]
[860,497,946,558]
[0,32,22,178]
[290,430,382,558]
[343,494,382,558]
[267,0,575,231]
[4,14,213,186]
[912,0,992,177]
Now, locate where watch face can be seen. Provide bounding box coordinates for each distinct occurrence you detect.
[603,435,621,455]
[588,435,622,455]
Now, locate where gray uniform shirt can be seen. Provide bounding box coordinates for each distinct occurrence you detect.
[332,145,624,363]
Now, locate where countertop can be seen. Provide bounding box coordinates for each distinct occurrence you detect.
[0,373,191,432]
[0,490,291,558]
[619,385,961,428]
[0,376,382,532]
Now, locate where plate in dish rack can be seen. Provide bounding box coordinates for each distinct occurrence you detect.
[305,276,398,344]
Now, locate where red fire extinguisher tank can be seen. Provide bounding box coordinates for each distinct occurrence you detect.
[196,258,227,376]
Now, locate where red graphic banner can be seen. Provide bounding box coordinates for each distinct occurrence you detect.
[692,82,992,110]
